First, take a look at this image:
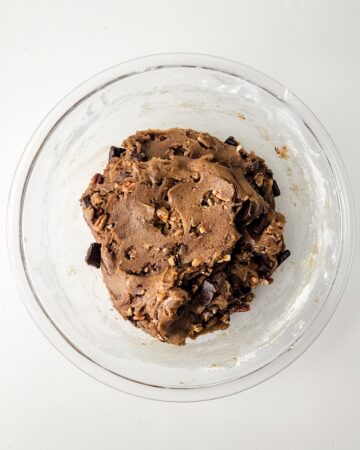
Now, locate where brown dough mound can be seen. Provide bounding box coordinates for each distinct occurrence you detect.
[81,128,289,345]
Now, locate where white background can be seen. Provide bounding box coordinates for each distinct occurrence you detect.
[1,0,359,449]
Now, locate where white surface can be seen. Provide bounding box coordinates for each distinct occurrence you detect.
[0,0,359,448]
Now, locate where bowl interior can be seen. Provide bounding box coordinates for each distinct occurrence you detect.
[21,65,341,388]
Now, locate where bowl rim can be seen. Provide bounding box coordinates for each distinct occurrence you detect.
[7,52,356,402]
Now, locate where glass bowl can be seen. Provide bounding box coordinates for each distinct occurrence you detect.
[7,53,355,402]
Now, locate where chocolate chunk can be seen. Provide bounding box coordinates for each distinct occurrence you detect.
[168,254,180,267]
[224,136,238,146]
[85,243,101,268]
[253,254,272,273]
[272,179,281,197]
[92,173,104,184]
[109,146,126,161]
[248,160,260,174]
[234,285,252,298]
[177,305,185,317]
[95,207,104,218]
[251,214,269,235]
[130,151,146,161]
[200,280,217,305]
[238,201,257,226]
[210,271,226,288]
[265,168,273,177]
[170,146,184,156]
[81,194,92,208]
[278,249,290,265]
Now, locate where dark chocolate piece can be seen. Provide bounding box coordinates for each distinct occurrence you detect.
[278,249,290,265]
[81,194,92,208]
[200,280,217,306]
[85,243,101,268]
[247,160,260,174]
[239,201,257,226]
[224,136,238,146]
[109,146,126,161]
[251,214,269,236]
[91,173,104,184]
[272,179,281,197]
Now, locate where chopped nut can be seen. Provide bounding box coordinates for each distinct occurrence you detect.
[192,323,203,333]
[201,311,213,321]
[260,278,269,286]
[275,145,289,160]
[194,304,205,315]
[231,303,250,313]
[156,207,169,222]
[197,133,211,148]
[220,313,230,324]
[93,213,108,231]
[125,306,133,317]
[90,193,104,207]
[250,276,259,286]
[133,314,146,321]
[211,306,218,315]
[191,258,202,267]
[198,224,206,234]
[84,207,95,221]
[122,180,135,192]
[125,246,137,260]
[254,172,264,186]
[217,254,231,263]
[236,144,243,153]
[192,173,200,181]
[162,223,170,234]
[214,295,228,310]
[212,190,227,202]
[168,255,176,267]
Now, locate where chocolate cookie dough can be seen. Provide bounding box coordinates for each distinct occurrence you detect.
[81,128,290,345]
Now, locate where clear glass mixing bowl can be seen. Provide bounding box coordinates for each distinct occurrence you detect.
[7,53,355,401]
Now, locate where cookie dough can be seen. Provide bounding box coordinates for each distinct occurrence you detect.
[81,128,289,345]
